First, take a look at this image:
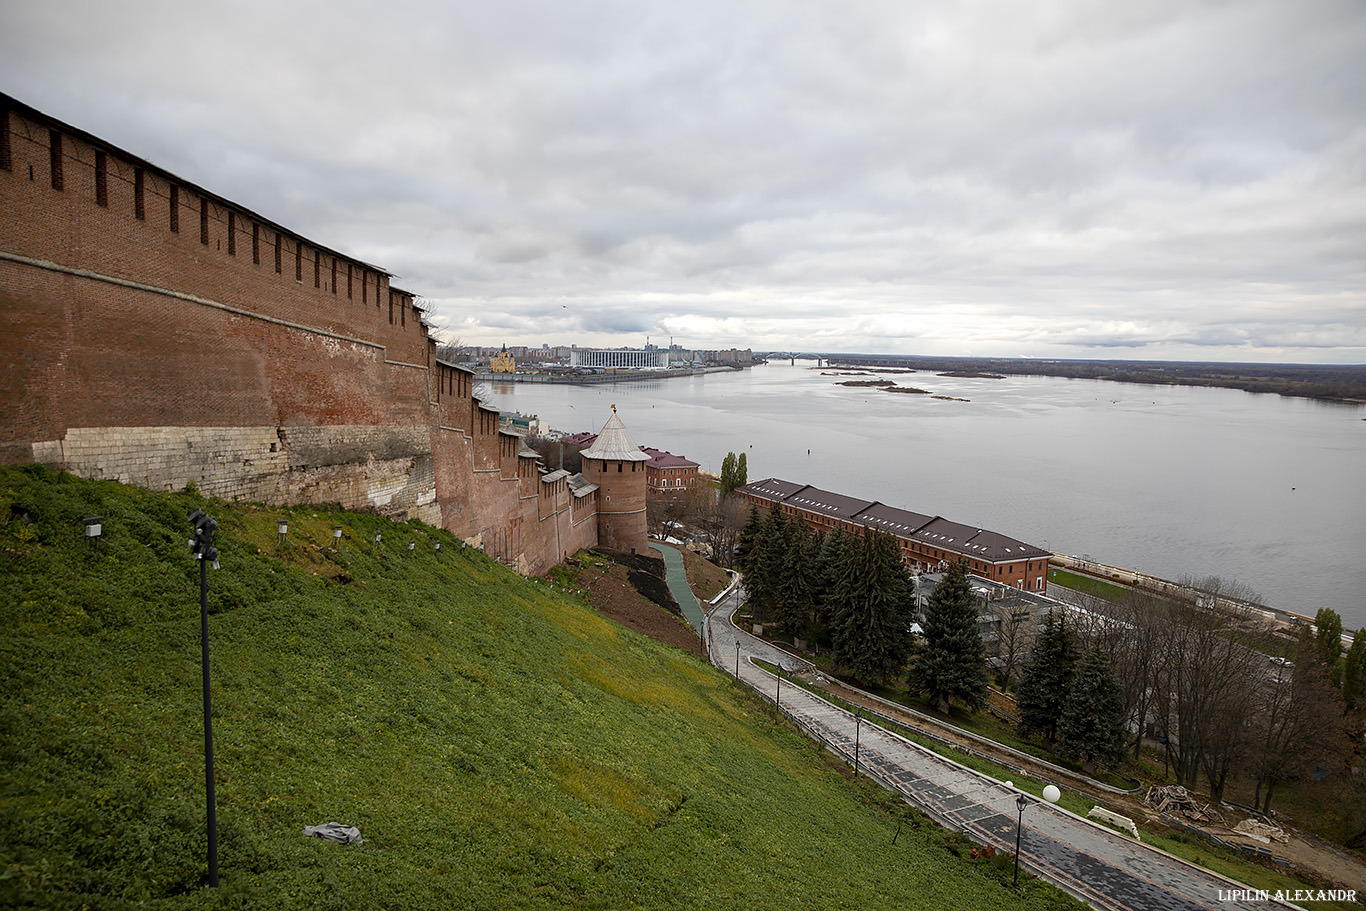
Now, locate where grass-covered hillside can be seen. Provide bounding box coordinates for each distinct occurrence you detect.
[0,466,1081,910]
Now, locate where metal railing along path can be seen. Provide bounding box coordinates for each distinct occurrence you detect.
[705,599,1307,911]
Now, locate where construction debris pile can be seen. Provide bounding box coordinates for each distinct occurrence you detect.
[1233,818,1288,844]
[1144,785,1224,824]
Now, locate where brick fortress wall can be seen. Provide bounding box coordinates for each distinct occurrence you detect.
[0,94,598,573]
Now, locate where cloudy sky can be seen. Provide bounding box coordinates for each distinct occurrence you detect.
[3,0,1363,361]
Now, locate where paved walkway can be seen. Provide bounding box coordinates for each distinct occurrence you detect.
[651,542,706,636]
[693,583,1303,911]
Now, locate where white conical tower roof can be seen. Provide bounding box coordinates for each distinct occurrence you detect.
[581,406,649,461]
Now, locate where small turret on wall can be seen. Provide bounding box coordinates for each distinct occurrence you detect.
[579,406,649,554]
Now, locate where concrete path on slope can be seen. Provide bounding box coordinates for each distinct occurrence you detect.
[703,598,1306,911]
[651,541,706,637]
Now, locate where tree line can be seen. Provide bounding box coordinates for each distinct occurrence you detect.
[734,503,1366,826]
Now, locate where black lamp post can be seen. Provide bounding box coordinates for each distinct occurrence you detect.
[1012,784,1060,888]
[854,710,863,778]
[735,640,741,678]
[187,509,219,888]
[1012,794,1028,887]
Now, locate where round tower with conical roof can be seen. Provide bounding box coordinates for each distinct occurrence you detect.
[580,406,649,553]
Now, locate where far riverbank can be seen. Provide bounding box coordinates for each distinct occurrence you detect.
[474,364,746,384]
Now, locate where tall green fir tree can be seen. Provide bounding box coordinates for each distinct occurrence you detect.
[1057,646,1128,774]
[1016,611,1078,745]
[908,561,988,714]
[735,505,765,596]
[827,529,917,687]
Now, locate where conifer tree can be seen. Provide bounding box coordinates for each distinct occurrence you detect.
[1017,611,1078,745]
[1344,629,1366,714]
[827,529,916,686]
[908,560,988,714]
[735,505,765,603]
[1057,646,1127,773]
[775,524,822,637]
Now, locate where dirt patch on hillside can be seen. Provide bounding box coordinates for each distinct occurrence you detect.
[573,548,702,655]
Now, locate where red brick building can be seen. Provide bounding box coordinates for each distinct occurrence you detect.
[737,478,1050,592]
[641,448,699,494]
[0,93,644,573]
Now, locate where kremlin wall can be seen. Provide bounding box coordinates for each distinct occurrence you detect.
[0,93,647,572]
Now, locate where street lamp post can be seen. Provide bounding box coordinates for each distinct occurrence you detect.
[188,509,220,888]
[854,710,863,778]
[735,640,740,678]
[1012,784,1061,888]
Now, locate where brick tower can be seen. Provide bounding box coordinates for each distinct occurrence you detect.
[580,406,649,553]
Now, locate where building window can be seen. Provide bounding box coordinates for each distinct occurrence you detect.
[362,271,367,303]
[94,151,108,206]
[200,197,209,245]
[295,241,303,282]
[48,130,63,190]
[388,297,393,324]
[227,212,236,256]
[169,184,179,233]
[314,250,320,288]
[134,168,145,220]
[274,231,282,273]
[252,222,260,264]
[331,257,336,294]
[347,264,353,299]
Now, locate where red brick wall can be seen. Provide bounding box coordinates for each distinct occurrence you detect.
[1,97,597,574]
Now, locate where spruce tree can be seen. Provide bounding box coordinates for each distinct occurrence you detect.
[1016,612,1078,745]
[735,505,764,601]
[908,560,988,714]
[827,529,916,686]
[1057,646,1127,774]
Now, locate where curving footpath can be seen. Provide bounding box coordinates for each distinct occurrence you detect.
[687,575,1306,911]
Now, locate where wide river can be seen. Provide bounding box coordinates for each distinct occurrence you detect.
[486,361,1366,631]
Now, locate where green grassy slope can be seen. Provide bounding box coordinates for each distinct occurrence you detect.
[0,466,1081,910]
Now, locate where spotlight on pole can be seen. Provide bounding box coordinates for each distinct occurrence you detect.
[332,525,343,542]
[277,519,288,545]
[82,516,103,552]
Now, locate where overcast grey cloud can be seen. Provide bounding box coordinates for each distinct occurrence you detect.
[3,0,1363,360]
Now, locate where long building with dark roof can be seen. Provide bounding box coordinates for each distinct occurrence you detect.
[737,479,1050,592]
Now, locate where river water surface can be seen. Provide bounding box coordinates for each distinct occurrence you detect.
[487,362,1366,630]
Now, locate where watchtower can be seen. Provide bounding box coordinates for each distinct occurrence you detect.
[580,406,649,553]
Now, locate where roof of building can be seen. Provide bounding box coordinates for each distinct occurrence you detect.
[738,477,1048,563]
[566,474,599,497]
[580,409,649,462]
[641,448,699,469]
